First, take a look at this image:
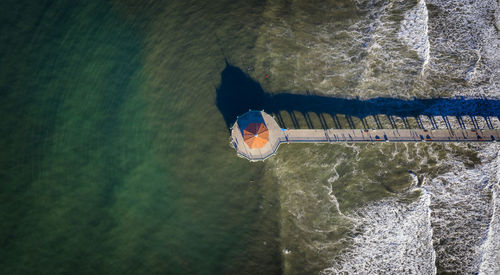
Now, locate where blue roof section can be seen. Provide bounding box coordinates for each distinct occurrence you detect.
[236,110,266,135]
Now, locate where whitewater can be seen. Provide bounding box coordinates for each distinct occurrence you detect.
[254,0,500,273]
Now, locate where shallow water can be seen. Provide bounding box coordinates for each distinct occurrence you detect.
[1,0,499,274]
[249,0,500,274]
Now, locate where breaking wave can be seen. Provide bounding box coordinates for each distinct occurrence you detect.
[478,147,500,275]
[321,189,436,275]
[319,144,499,274]
[426,144,499,274]
[398,0,430,73]
[425,0,500,96]
[253,0,500,273]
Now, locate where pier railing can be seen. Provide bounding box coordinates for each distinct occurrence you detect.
[231,111,500,162]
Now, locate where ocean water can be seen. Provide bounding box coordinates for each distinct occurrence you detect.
[1,1,280,274]
[248,0,500,274]
[1,1,499,275]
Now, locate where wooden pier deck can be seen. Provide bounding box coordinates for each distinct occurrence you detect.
[231,111,500,161]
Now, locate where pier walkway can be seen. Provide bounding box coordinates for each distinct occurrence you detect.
[231,111,500,161]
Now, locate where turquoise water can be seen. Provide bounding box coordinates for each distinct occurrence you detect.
[0,1,280,274]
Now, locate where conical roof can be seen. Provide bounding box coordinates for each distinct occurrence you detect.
[243,122,269,149]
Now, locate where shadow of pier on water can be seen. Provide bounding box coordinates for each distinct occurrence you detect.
[216,62,500,131]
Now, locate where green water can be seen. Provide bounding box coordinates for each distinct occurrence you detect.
[0,1,281,274]
[2,1,495,274]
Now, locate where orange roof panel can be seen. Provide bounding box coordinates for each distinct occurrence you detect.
[243,122,269,149]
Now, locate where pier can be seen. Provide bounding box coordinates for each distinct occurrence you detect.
[231,111,500,161]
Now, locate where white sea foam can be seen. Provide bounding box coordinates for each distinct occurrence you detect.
[478,149,500,275]
[399,4,500,270]
[426,144,499,274]
[253,0,429,98]
[398,0,430,73]
[275,143,499,274]
[326,159,345,216]
[320,143,499,274]
[425,0,500,96]
[258,0,500,273]
[321,189,436,275]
